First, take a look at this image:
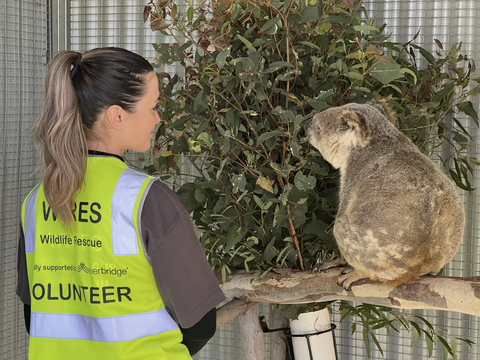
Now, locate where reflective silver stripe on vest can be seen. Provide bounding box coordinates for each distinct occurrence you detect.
[111,168,150,256]
[30,308,178,342]
[24,185,40,254]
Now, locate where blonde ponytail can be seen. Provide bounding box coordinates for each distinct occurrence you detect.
[32,51,87,225]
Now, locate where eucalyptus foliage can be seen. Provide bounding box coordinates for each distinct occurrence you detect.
[143,0,478,357]
[144,0,478,275]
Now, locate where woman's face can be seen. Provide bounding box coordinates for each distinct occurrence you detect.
[122,72,160,153]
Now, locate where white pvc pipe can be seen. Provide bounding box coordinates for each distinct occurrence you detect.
[289,308,337,360]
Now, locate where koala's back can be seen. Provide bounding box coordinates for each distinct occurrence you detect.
[336,118,465,284]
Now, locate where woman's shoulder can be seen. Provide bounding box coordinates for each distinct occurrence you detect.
[144,179,189,217]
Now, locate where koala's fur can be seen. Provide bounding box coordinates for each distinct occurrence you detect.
[306,101,465,289]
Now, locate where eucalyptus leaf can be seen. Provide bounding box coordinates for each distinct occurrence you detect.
[256,130,286,145]
[294,172,317,191]
[371,60,404,84]
[216,48,231,68]
[236,34,256,52]
[260,16,281,32]
[231,174,247,194]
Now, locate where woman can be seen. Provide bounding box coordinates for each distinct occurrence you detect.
[17,48,225,360]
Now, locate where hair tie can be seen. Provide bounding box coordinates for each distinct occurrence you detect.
[71,52,83,76]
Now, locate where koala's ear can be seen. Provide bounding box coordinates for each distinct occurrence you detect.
[341,110,370,147]
[371,99,398,127]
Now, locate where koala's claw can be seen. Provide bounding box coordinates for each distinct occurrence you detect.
[312,257,348,272]
[341,266,354,275]
[337,270,365,291]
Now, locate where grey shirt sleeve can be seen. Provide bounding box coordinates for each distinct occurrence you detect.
[141,180,225,329]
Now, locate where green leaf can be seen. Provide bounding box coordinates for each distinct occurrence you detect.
[410,44,437,65]
[244,254,256,272]
[226,227,247,250]
[423,331,434,357]
[151,43,183,67]
[363,329,371,357]
[353,25,380,32]
[216,158,227,180]
[186,6,194,22]
[231,174,247,194]
[411,325,421,347]
[308,89,335,111]
[216,48,231,68]
[438,336,454,357]
[431,83,454,103]
[324,15,347,24]
[294,172,316,191]
[466,85,480,97]
[298,41,321,51]
[371,60,404,84]
[197,132,214,148]
[371,332,384,356]
[171,136,189,153]
[256,176,274,193]
[257,130,286,145]
[291,201,308,228]
[264,240,278,261]
[236,34,256,52]
[457,101,479,125]
[272,106,296,121]
[451,338,457,360]
[303,220,329,237]
[289,141,302,157]
[299,4,321,23]
[270,162,296,179]
[400,68,418,84]
[415,316,434,330]
[194,187,208,204]
[260,16,280,32]
[267,61,295,72]
[443,344,449,360]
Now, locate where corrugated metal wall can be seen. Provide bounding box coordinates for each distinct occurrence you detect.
[0,1,48,359]
[1,1,479,359]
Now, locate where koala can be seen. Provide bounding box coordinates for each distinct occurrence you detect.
[306,101,465,290]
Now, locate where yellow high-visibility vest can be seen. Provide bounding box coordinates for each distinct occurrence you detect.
[21,156,191,360]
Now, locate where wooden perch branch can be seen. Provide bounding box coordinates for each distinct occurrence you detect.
[217,268,480,320]
[217,298,257,328]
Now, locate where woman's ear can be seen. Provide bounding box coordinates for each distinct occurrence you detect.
[104,105,125,129]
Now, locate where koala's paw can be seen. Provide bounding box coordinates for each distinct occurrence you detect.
[312,257,349,272]
[337,270,366,291]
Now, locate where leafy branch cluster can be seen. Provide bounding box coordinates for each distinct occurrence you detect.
[337,301,474,359]
[144,0,479,276]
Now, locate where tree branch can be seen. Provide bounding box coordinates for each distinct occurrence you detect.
[217,298,257,328]
[219,268,480,317]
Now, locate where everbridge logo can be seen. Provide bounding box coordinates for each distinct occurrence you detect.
[77,263,128,277]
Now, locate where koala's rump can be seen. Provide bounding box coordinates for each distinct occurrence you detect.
[336,149,464,281]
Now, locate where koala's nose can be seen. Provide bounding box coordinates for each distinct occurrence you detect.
[304,120,312,134]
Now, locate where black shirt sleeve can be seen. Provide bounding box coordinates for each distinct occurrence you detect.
[180,307,217,355]
[17,226,31,305]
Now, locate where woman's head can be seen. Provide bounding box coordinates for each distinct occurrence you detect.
[71,47,155,135]
[32,47,157,225]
